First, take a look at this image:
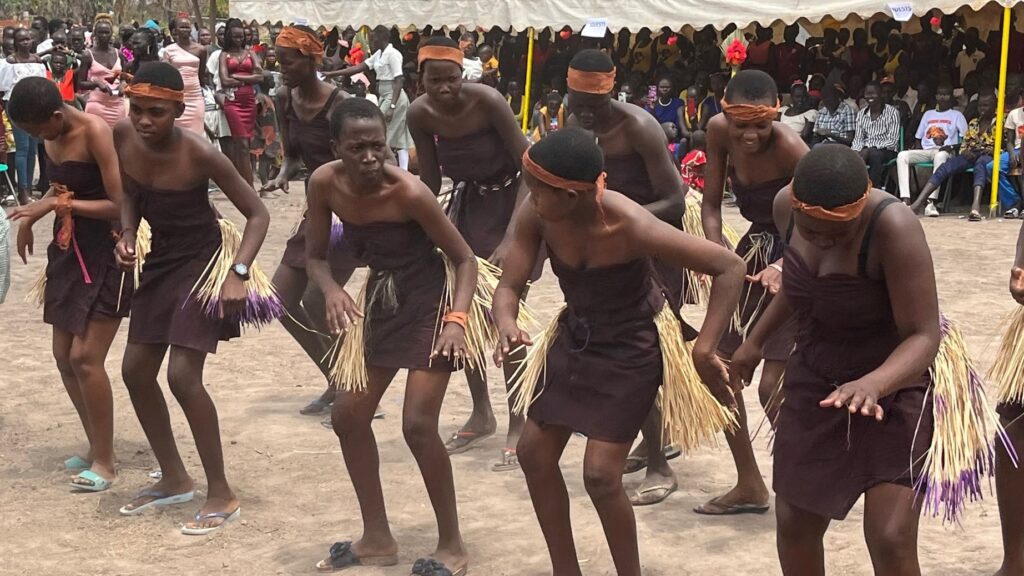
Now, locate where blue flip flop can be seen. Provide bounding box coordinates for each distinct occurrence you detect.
[180,506,241,535]
[70,470,111,492]
[64,456,91,471]
[119,488,195,516]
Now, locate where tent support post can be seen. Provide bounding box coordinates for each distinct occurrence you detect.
[990,4,1012,215]
[521,27,535,134]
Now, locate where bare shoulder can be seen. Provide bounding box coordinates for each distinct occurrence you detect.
[706,114,728,141]
[308,160,341,195]
[392,165,434,199]
[112,118,135,145]
[874,195,922,239]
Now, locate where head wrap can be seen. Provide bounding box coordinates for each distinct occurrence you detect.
[417,45,464,68]
[143,20,160,31]
[275,26,324,63]
[94,13,113,26]
[721,99,780,122]
[124,82,185,103]
[522,148,608,225]
[567,68,615,95]
[790,181,871,222]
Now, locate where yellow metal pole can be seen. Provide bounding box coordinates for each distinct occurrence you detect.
[521,28,535,134]
[990,5,1012,215]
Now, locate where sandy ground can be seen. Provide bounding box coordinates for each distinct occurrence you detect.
[0,187,1019,576]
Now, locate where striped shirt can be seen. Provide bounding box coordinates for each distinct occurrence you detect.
[814,102,856,142]
[852,104,901,152]
[0,207,9,303]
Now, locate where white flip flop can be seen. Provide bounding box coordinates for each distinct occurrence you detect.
[119,489,195,516]
[180,506,240,536]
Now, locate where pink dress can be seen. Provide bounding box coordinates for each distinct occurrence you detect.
[83,49,125,128]
[222,53,256,139]
[162,43,206,135]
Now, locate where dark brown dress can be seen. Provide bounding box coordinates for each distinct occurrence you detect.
[44,158,128,335]
[717,172,798,361]
[773,199,933,520]
[528,248,671,443]
[126,176,240,353]
[437,127,518,259]
[605,152,685,309]
[279,87,362,274]
[998,401,1024,421]
[342,219,455,372]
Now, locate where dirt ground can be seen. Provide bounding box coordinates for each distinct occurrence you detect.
[0,187,1019,576]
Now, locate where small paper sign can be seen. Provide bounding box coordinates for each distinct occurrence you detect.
[293,17,309,26]
[582,18,608,38]
[888,2,914,21]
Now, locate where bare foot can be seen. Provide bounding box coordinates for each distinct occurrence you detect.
[121,476,195,513]
[182,495,241,532]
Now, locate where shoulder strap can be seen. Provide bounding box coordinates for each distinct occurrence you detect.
[785,212,796,243]
[324,86,342,111]
[857,197,900,277]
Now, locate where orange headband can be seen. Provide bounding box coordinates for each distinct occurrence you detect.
[276,27,324,62]
[522,149,606,194]
[567,68,615,94]
[124,82,185,103]
[721,99,780,122]
[790,182,871,222]
[418,45,464,67]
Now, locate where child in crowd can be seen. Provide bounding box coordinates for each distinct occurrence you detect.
[251,75,281,191]
[681,129,707,193]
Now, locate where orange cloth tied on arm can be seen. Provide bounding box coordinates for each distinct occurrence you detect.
[417,46,464,68]
[721,99,780,122]
[123,82,185,103]
[567,68,615,94]
[276,26,325,63]
[53,184,75,250]
[790,183,871,222]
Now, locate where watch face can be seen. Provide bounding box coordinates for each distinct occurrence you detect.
[234,263,249,276]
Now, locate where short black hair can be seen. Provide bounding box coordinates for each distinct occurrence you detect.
[724,70,777,104]
[132,61,185,91]
[792,145,869,210]
[329,96,386,138]
[7,76,64,124]
[526,127,604,183]
[48,18,66,34]
[421,35,458,49]
[569,49,614,73]
[936,83,954,94]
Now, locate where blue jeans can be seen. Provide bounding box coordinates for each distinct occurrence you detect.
[985,151,1022,210]
[12,125,37,191]
[927,153,993,189]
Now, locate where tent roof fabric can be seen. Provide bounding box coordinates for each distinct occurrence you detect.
[232,0,1011,31]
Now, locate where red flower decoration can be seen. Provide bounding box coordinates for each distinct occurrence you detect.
[403,32,414,42]
[667,34,678,46]
[725,39,747,66]
[930,16,941,27]
[559,29,571,40]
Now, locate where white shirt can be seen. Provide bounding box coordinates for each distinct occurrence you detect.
[462,57,482,81]
[365,44,403,81]
[35,38,53,54]
[363,93,379,106]
[0,60,48,100]
[208,49,222,90]
[1006,107,1024,149]
[915,108,969,149]
[778,106,819,135]
[955,50,984,84]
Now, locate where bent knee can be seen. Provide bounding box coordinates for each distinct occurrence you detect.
[402,415,438,451]
[583,465,623,500]
[865,522,918,565]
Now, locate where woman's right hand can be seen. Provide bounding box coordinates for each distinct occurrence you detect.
[325,287,363,336]
[494,321,532,367]
[1010,267,1024,305]
[260,172,289,194]
[728,339,764,393]
[114,234,137,271]
[15,222,34,264]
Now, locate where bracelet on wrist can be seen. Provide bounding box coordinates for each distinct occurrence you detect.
[442,311,468,330]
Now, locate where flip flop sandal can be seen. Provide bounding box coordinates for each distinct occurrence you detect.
[623,445,683,474]
[444,430,494,455]
[119,488,195,516]
[411,557,468,576]
[181,506,241,536]
[693,497,770,516]
[64,455,91,471]
[969,211,983,222]
[491,448,519,472]
[315,541,399,572]
[69,470,112,493]
[301,398,333,416]
[629,482,678,506]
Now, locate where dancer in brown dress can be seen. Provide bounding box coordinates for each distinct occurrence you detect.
[997,234,1024,576]
[408,37,530,471]
[564,49,688,504]
[259,26,361,416]
[730,145,940,575]
[307,98,473,576]
[698,70,807,515]
[112,63,270,534]
[6,77,126,492]
[493,128,743,576]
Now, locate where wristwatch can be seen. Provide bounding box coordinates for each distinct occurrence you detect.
[231,263,251,281]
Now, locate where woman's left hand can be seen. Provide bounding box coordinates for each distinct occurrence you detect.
[6,196,55,224]
[819,379,885,421]
[747,262,782,294]
[219,273,247,318]
[432,323,467,364]
[693,349,737,411]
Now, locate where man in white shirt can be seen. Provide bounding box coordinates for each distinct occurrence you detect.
[328,26,414,169]
[459,33,482,82]
[896,84,968,212]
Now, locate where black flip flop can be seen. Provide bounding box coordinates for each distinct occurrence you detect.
[693,497,770,516]
[315,541,398,572]
[623,445,683,474]
[411,557,467,576]
[300,398,333,416]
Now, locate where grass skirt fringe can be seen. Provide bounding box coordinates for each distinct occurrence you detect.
[916,316,1015,523]
[508,302,737,452]
[187,219,284,329]
[26,264,47,307]
[989,305,1024,407]
[328,253,536,394]
[682,192,741,306]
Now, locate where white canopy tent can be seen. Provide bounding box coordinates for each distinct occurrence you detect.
[232,0,1009,30]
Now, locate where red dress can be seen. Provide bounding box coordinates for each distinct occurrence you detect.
[222,53,256,138]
